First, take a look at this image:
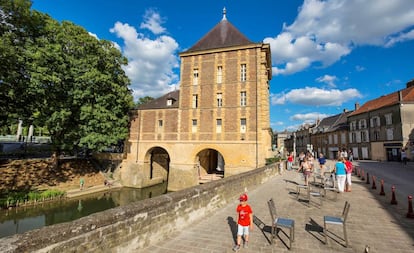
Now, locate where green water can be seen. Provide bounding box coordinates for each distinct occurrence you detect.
[0,182,167,238]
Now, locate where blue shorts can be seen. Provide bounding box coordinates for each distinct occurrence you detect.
[237,224,250,236]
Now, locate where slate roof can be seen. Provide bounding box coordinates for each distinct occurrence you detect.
[137,90,180,110]
[349,86,414,116]
[314,110,353,133]
[183,8,253,53]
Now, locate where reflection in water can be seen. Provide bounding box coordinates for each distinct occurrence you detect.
[0,182,167,238]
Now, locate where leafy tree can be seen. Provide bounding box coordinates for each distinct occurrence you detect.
[0,0,45,129]
[136,96,154,106]
[1,0,134,153]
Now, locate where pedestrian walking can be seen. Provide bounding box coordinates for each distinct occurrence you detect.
[401,149,408,165]
[334,157,346,192]
[80,178,85,190]
[300,157,313,186]
[344,158,353,192]
[287,152,294,171]
[232,193,253,251]
[318,153,326,175]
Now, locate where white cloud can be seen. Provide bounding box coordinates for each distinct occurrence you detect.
[139,9,166,35]
[290,112,330,121]
[385,28,414,47]
[316,74,337,87]
[266,0,414,75]
[355,65,365,72]
[271,87,362,106]
[110,10,179,100]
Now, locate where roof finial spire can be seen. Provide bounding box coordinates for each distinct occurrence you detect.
[222,7,227,20]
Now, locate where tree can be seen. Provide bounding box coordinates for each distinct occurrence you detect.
[1,0,134,153]
[0,0,45,129]
[136,96,154,106]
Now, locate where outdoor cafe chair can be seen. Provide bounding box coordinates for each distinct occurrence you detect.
[267,198,295,249]
[323,201,351,247]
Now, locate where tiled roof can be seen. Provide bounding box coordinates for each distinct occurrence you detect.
[184,9,253,53]
[350,86,414,116]
[137,90,180,110]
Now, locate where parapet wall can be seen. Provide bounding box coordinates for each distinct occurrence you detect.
[0,164,278,253]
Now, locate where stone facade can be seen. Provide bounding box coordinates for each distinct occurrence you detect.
[116,13,273,191]
[0,164,279,253]
[348,86,414,161]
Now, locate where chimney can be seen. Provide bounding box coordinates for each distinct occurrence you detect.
[407,79,414,88]
[399,90,403,101]
[355,102,360,110]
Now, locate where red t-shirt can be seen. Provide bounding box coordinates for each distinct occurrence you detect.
[288,155,293,162]
[237,204,253,226]
[345,160,353,173]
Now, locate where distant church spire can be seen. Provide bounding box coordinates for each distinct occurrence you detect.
[222,7,227,20]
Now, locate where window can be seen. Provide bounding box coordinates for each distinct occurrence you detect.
[158,120,163,132]
[333,134,338,144]
[358,119,367,129]
[240,118,246,133]
[217,93,223,107]
[385,113,392,125]
[240,64,246,82]
[373,130,380,141]
[341,133,346,144]
[192,94,198,108]
[240,91,247,106]
[193,69,199,85]
[356,131,361,143]
[351,132,356,143]
[350,121,357,131]
[370,116,380,127]
[216,119,222,133]
[386,128,394,140]
[328,135,332,144]
[166,99,173,106]
[192,119,197,133]
[217,66,222,84]
[361,130,368,142]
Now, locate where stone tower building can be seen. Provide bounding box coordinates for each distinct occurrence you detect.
[116,9,273,191]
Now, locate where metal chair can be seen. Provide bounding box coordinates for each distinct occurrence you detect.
[323,173,338,200]
[267,198,295,249]
[323,201,351,247]
[307,184,323,207]
[296,183,308,198]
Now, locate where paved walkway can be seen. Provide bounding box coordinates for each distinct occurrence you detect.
[141,161,414,253]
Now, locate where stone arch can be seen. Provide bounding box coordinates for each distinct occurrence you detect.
[144,146,170,184]
[195,148,225,183]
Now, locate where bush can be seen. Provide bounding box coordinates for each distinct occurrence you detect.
[0,189,65,208]
[265,156,285,165]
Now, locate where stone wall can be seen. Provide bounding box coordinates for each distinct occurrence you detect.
[0,164,278,253]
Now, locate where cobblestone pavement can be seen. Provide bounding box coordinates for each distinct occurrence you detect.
[140,161,414,253]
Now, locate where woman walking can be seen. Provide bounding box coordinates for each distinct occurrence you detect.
[334,157,347,192]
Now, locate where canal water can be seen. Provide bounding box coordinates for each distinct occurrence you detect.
[0,182,167,238]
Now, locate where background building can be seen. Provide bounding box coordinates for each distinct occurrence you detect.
[116,9,273,191]
[348,82,414,161]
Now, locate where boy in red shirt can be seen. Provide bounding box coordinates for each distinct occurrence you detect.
[233,193,253,251]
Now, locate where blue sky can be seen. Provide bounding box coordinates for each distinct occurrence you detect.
[31,0,414,132]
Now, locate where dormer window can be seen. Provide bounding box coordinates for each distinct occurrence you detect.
[167,98,173,106]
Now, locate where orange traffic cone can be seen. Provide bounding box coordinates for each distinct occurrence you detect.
[379,179,385,196]
[407,196,414,218]
[391,185,398,205]
[371,175,376,190]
